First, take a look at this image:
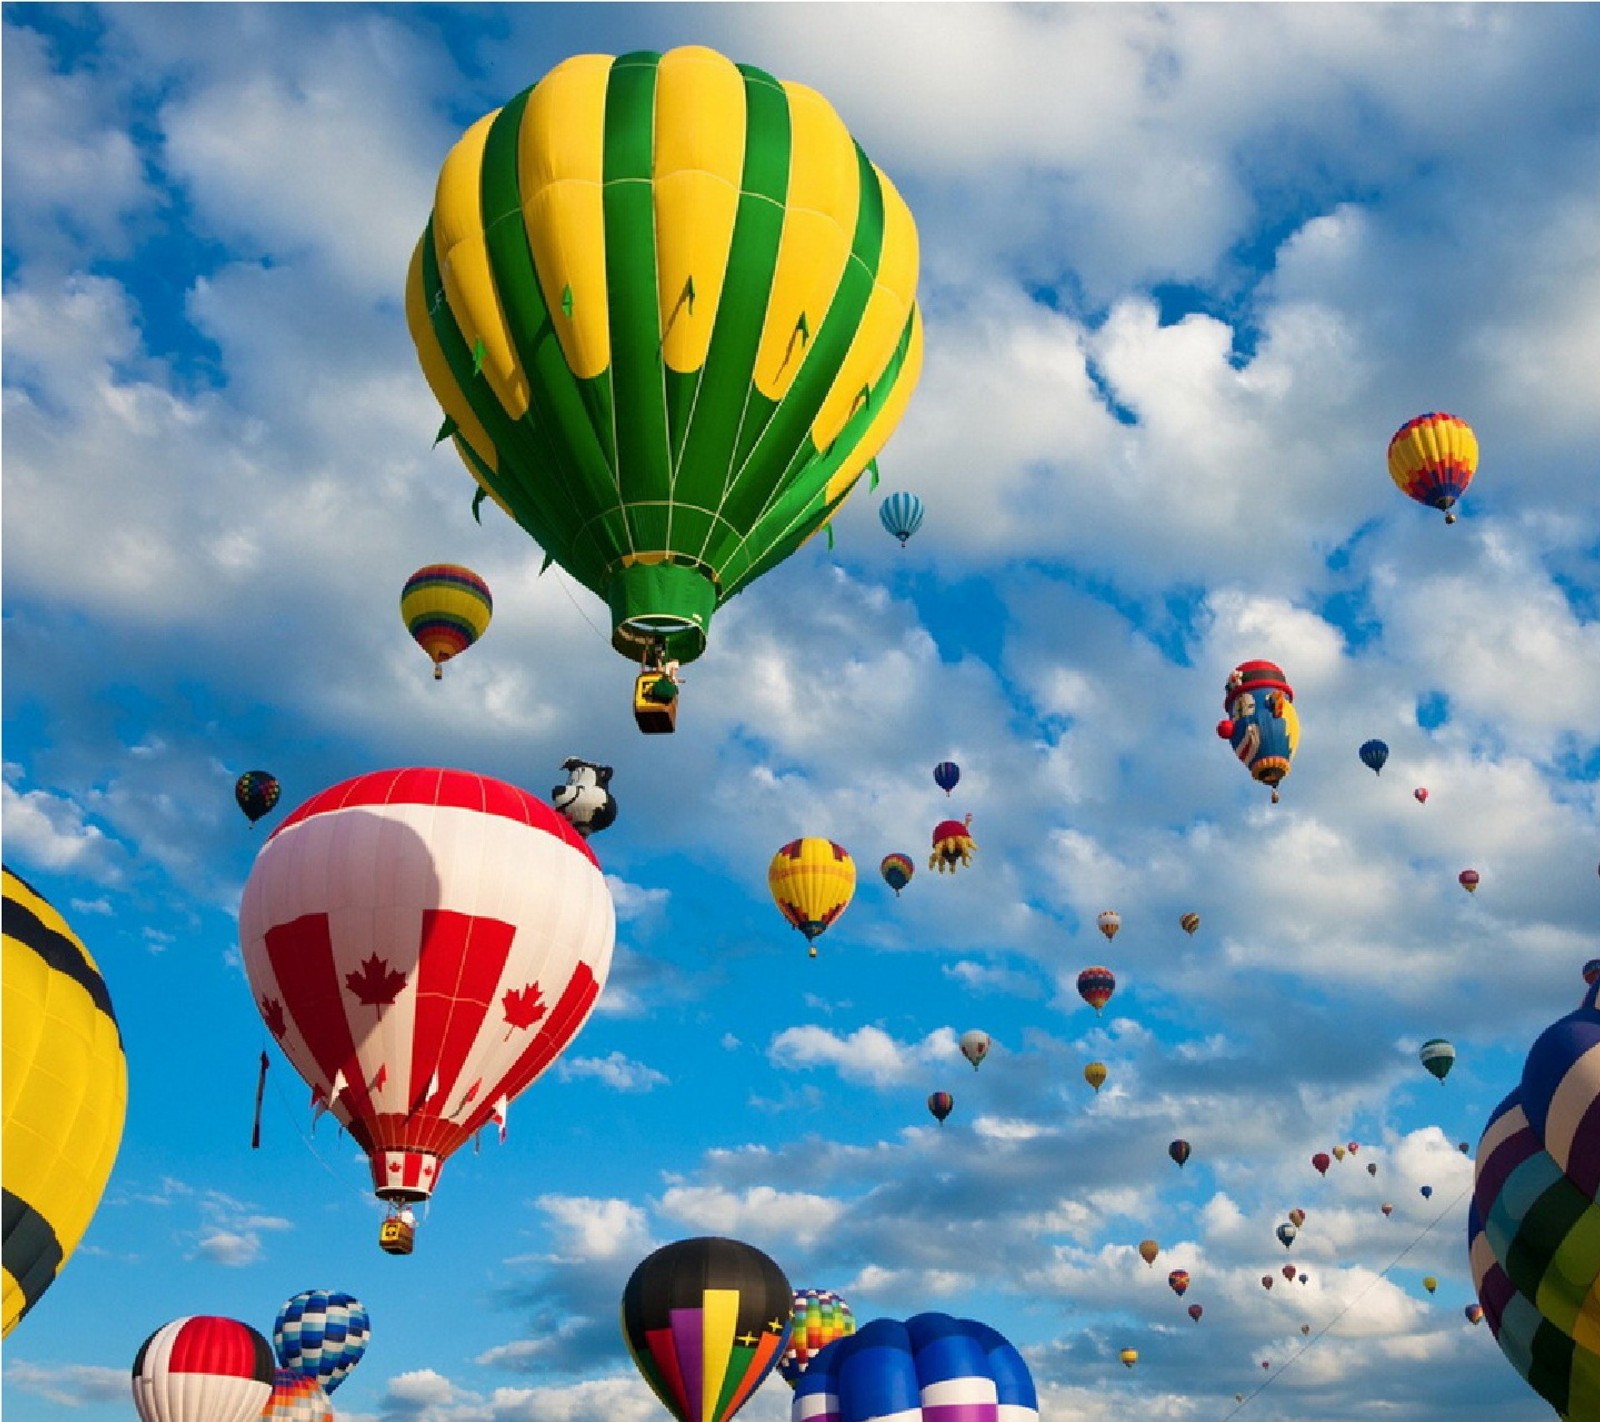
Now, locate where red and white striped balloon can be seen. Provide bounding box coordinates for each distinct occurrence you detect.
[239,768,615,1205]
[131,1316,275,1422]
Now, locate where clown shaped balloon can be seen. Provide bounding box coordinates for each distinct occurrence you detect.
[929,815,976,874]
[1216,660,1299,803]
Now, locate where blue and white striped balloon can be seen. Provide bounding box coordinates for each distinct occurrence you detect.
[878,492,925,547]
[273,1290,370,1395]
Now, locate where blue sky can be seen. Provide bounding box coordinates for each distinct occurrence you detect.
[3,4,1599,1420]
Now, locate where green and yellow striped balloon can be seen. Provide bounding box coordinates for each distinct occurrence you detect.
[2,866,127,1335]
[405,45,923,665]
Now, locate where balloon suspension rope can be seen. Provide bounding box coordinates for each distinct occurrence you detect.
[548,565,614,652]
[1217,1179,1473,1419]
[257,1048,386,1213]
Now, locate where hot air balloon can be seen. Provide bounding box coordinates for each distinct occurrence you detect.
[406,47,924,726]
[132,1317,276,1422]
[769,838,857,956]
[1368,1162,1379,1177]
[929,815,977,874]
[273,1291,369,1395]
[1423,1276,1439,1295]
[959,1030,991,1070]
[933,761,960,795]
[779,1288,855,1387]
[1083,1061,1108,1094]
[1421,1185,1434,1200]
[1584,959,1600,987]
[1420,1038,1456,1083]
[1359,739,1390,775]
[1348,1141,1360,1154]
[1169,1139,1191,1168]
[400,564,492,679]
[1288,1209,1306,1229]
[1078,966,1116,1016]
[238,769,615,1241]
[880,492,925,547]
[1282,1264,1297,1282]
[1188,1304,1203,1323]
[1388,412,1478,524]
[1333,1144,1347,1161]
[1460,869,1481,894]
[928,1091,954,1125]
[1300,1323,1311,1336]
[880,853,914,897]
[1262,1275,1274,1291]
[1382,1203,1394,1216]
[1469,974,1600,1420]
[261,1371,332,1422]
[1180,912,1200,936]
[791,1313,1038,1422]
[3,868,127,1337]
[551,759,618,838]
[1138,1239,1160,1267]
[1096,909,1121,942]
[1466,1304,1484,1325]
[1168,1269,1190,1297]
[1312,1152,1331,1177]
[622,1237,792,1422]
[1415,787,1429,804]
[1277,1223,1298,1249]
[1300,1274,1309,1284]
[1459,1141,1471,1155]
[1217,660,1299,803]
[1119,1348,1138,1369]
[236,771,281,826]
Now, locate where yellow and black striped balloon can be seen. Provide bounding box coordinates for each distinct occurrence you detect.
[2,866,127,1335]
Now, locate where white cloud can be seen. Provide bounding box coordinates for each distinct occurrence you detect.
[555,1052,668,1093]
[767,1023,960,1088]
[534,1196,652,1264]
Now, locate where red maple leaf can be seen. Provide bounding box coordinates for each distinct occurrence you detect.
[501,982,546,1038]
[345,953,407,1008]
[260,996,287,1039]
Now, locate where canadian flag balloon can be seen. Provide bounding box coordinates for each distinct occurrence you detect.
[239,768,615,1207]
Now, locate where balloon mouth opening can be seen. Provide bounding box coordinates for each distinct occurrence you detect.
[607,561,717,664]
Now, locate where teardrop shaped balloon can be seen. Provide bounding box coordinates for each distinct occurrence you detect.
[406,47,924,670]
[1179,912,1200,936]
[621,1237,792,1422]
[273,1291,370,1395]
[1119,1348,1138,1369]
[928,1091,953,1125]
[1424,1276,1438,1295]
[1188,1304,1203,1323]
[132,1317,276,1422]
[932,761,960,795]
[959,1030,991,1070]
[1167,1268,1190,1297]
[1096,909,1121,942]
[1168,1139,1191,1168]
[1459,869,1481,894]
[879,491,925,547]
[1465,1304,1484,1326]
[235,771,281,826]
[1138,1239,1160,1267]
[1312,1152,1331,1177]
[1388,411,1478,523]
[1414,786,1429,804]
[1288,1209,1306,1229]
[879,853,914,897]
[1262,1275,1274,1291]
[1359,739,1389,775]
[1083,1061,1108,1094]
[1077,966,1116,1015]
[768,838,856,956]
[400,564,492,679]
[1382,1203,1394,1216]
[1420,1038,1456,1082]
[1282,1264,1297,1282]
[1421,1185,1434,1200]
[1277,1223,1298,1249]
[1368,1161,1379,1177]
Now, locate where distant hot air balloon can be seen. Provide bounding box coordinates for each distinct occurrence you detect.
[1180,912,1200,936]
[1119,1348,1138,1369]
[1261,1275,1274,1291]
[1188,1304,1203,1323]
[1421,1185,1434,1200]
[1382,1203,1394,1216]
[1388,412,1478,524]
[235,771,281,826]
[1282,1264,1297,1282]
[1348,1141,1360,1154]
[1459,1141,1471,1155]
[405,47,925,707]
[1078,966,1116,1015]
[880,853,915,897]
[261,1370,332,1422]
[928,1091,954,1125]
[1097,910,1121,942]
[621,1237,792,1422]
[400,564,492,679]
[238,769,614,1235]
[132,1317,276,1422]
[1368,1162,1379,1177]
[880,492,925,547]
[1459,869,1481,894]
[929,815,976,874]
[769,838,857,956]
[959,1030,992,1070]
[273,1291,369,1395]
[792,1314,1038,1421]
[1169,1139,1191,1169]
[1300,1323,1311,1336]
[1277,1223,1298,1250]
[1465,1304,1484,1326]
[1083,1061,1108,1094]
[1420,1038,1456,1083]
[1138,1239,1160,1267]
[3,868,127,1337]
[1424,1277,1439,1295]
[1217,660,1299,802]
[779,1289,854,1387]
[1288,1209,1306,1228]
[1333,1145,1347,1162]
[1359,740,1390,775]
[1312,1152,1331,1177]
[1584,959,1600,987]
[1168,1269,1190,1297]
[933,761,961,795]
[1414,787,1429,804]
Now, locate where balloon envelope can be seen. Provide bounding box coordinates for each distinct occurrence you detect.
[273,1291,370,1394]
[1168,1139,1191,1168]
[261,1370,332,1422]
[1083,1061,1108,1094]
[1138,1239,1160,1267]
[235,771,281,825]
[879,492,925,546]
[132,1317,276,1422]
[879,853,914,897]
[400,564,492,676]
[622,1237,792,1422]
[959,1030,991,1070]
[769,839,856,948]
[3,867,127,1336]
[1077,966,1116,1015]
[1179,912,1200,936]
[933,761,960,795]
[1420,1038,1457,1082]
[1168,1269,1189,1297]
[1359,739,1390,774]
[779,1289,854,1387]
[1312,1153,1331,1176]
[928,1092,954,1124]
[1388,411,1478,522]
[1220,660,1299,800]
[1096,909,1120,942]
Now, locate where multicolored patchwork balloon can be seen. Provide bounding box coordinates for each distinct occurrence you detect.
[1470,977,1600,1420]
[235,771,281,826]
[780,1288,855,1386]
[260,1370,332,1422]
[273,1291,369,1394]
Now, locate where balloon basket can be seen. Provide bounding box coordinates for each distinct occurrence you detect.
[378,1216,415,1255]
[633,671,678,734]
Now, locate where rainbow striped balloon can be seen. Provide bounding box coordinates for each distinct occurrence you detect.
[1469,977,1600,1419]
[1387,411,1478,524]
[779,1289,855,1386]
[400,564,493,678]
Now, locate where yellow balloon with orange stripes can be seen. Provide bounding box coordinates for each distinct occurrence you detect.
[768,839,856,958]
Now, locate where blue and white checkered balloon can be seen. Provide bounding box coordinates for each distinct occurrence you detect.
[273,1290,370,1395]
